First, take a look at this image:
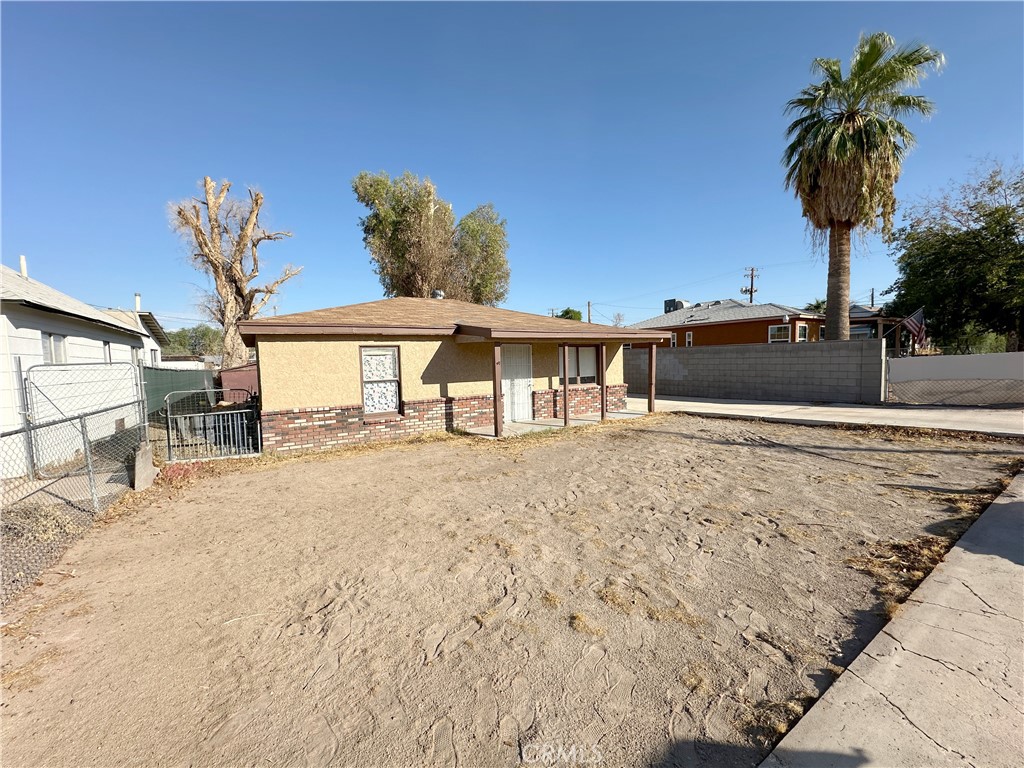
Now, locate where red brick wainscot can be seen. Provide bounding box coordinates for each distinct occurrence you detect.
[260,394,496,453]
[532,383,628,420]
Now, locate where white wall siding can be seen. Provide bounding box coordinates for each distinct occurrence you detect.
[0,305,143,432]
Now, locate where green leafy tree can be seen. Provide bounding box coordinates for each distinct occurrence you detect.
[884,162,1024,352]
[353,171,510,305]
[557,307,583,321]
[804,298,827,314]
[783,32,943,340]
[164,324,224,356]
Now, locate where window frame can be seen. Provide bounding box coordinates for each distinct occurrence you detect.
[819,326,826,341]
[685,331,693,347]
[150,349,159,366]
[42,333,67,364]
[796,323,809,343]
[670,332,677,348]
[359,345,402,416]
[558,344,599,386]
[767,324,792,344]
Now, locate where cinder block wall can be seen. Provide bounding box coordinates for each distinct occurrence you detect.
[624,340,886,404]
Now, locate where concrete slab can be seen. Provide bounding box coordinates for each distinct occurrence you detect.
[627,395,1024,438]
[760,474,1024,768]
[466,409,644,439]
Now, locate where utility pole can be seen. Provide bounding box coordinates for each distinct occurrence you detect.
[870,288,875,307]
[587,301,592,323]
[740,267,758,303]
[548,308,557,318]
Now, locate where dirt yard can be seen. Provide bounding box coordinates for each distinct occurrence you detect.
[1,414,1018,767]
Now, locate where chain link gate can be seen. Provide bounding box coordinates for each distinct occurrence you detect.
[7,362,148,509]
[164,388,260,461]
[1,362,148,605]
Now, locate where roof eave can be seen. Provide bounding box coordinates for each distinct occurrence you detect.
[238,322,459,344]
[456,325,667,342]
[5,299,144,338]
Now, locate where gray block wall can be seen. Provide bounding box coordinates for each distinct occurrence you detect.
[624,340,886,404]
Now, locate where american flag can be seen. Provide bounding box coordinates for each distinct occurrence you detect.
[904,307,927,344]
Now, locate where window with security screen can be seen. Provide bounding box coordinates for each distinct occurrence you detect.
[361,347,401,414]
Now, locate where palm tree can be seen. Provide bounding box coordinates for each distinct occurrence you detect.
[804,298,827,314]
[783,32,943,340]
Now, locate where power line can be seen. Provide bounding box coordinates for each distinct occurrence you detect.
[593,259,809,305]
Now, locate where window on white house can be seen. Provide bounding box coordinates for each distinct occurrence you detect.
[768,325,791,343]
[797,324,809,342]
[42,333,67,364]
[685,331,693,347]
[151,349,159,366]
[103,342,112,363]
[361,347,401,414]
[558,345,598,385]
[670,332,677,348]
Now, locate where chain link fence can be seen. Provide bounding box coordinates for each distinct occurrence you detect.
[886,352,1024,407]
[2,362,147,606]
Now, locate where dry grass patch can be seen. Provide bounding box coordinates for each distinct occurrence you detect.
[847,535,955,617]
[1,648,63,692]
[568,612,605,637]
[540,590,562,609]
[741,694,818,747]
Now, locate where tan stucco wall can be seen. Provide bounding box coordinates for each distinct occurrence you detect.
[257,336,626,412]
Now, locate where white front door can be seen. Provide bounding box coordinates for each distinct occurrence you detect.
[501,344,533,422]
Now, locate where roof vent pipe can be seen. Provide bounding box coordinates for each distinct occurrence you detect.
[135,292,142,312]
[431,289,445,299]
[19,255,28,278]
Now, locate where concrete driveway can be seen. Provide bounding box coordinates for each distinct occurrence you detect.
[628,395,1024,438]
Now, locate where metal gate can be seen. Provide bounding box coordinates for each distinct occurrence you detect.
[164,389,261,461]
[501,344,533,422]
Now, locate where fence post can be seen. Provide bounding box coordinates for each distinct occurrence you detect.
[81,416,101,513]
[15,357,37,480]
[138,364,149,442]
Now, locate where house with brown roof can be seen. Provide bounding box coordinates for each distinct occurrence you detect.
[238,297,665,451]
[628,298,825,348]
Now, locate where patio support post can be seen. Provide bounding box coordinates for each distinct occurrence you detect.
[492,342,503,438]
[561,343,570,427]
[648,343,657,413]
[598,343,607,421]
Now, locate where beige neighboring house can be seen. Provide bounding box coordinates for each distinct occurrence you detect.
[239,296,665,450]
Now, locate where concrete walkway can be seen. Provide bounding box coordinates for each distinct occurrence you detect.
[760,473,1024,768]
[627,395,1024,438]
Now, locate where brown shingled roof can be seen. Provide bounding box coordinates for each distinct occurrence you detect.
[238,297,666,343]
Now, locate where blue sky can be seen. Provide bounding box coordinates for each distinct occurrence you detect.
[3,1,1021,329]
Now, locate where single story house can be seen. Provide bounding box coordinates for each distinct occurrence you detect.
[238,297,666,451]
[850,304,904,353]
[628,298,825,348]
[0,261,144,432]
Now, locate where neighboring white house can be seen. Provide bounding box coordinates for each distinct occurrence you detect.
[0,262,145,432]
[104,293,170,368]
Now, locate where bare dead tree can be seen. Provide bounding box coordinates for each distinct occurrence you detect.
[171,177,301,368]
